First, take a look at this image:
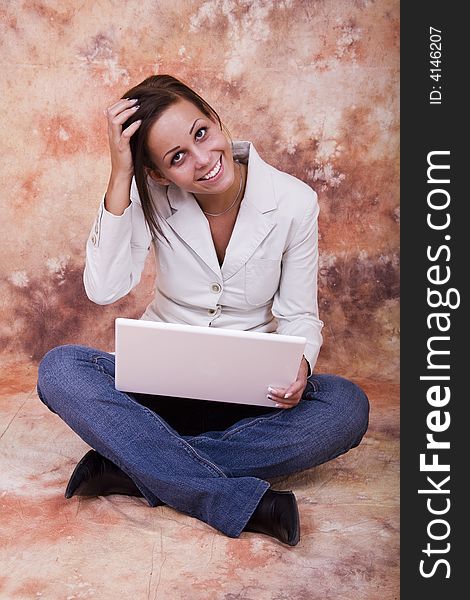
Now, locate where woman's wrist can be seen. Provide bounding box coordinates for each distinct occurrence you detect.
[105,172,133,216]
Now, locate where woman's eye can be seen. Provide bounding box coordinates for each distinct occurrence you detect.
[171,151,184,165]
[195,127,207,140]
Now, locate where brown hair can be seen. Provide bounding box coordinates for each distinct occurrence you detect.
[121,74,228,242]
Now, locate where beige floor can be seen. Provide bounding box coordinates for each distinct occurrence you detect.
[0,363,399,600]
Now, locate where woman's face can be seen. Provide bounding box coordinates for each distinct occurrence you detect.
[146,98,235,196]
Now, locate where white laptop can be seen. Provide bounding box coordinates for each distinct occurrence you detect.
[114,318,306,407]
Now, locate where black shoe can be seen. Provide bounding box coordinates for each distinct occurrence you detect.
[244,488,300,546]
[64,449,157,501]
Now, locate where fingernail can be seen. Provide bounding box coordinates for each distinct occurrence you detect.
[267,394,273,400]
[275,403,283,408]
[133,105,140,110]
[284,393,292,399]
[268,387,275,393]
[129,98,138,103]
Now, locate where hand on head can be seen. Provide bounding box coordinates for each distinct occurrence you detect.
[104,97,142,179]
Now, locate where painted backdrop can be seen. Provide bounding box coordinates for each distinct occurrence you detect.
[0,0,399,381]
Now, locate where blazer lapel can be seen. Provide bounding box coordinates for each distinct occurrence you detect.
[221,202,276,280]
[222,143,278,280]
[165,184,222,277]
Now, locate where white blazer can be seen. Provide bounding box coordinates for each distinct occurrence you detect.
[84,141,323,370]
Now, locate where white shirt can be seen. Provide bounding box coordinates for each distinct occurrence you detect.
[84,141,323,370]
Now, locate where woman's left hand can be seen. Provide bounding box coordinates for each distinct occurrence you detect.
[267,357,309,409]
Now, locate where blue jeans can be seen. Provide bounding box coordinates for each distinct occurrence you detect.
[36,344,369,538]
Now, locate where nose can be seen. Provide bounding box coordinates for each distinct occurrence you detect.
[193,146,212,170]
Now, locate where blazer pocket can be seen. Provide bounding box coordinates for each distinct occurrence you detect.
[245,258,281,306]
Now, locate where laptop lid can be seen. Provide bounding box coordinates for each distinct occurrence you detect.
[114,318,306,407]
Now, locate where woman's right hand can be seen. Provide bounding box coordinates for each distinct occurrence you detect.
[103,98,142,215]
[105,97,142,179]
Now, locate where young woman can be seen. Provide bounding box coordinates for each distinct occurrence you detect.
[37,75,369,546]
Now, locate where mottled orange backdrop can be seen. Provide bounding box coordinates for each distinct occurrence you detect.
[0,0,399,381]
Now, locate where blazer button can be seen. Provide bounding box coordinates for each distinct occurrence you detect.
[208,308,217,316]
[91,234,97,246]
[211,283,221,293]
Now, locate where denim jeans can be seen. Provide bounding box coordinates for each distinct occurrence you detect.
[36,344,369,538]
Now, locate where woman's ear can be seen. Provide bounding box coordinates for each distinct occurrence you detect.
[146,167,171,186]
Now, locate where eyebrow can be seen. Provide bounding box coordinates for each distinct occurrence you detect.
[189,118,203,135]
[162,118,204,160]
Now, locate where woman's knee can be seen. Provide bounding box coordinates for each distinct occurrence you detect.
[39,344,82,383]
[345,378,369,443]
[314,374,370,441]
[37,344,92,411]
[337,375,368,417]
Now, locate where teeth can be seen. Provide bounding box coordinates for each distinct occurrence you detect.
[201,158,221,180]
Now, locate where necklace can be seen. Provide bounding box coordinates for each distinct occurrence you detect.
[202,161,243,217]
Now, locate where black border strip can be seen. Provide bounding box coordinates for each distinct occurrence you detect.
[401,3,464,596]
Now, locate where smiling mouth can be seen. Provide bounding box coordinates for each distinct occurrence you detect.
[198,156,222,181]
